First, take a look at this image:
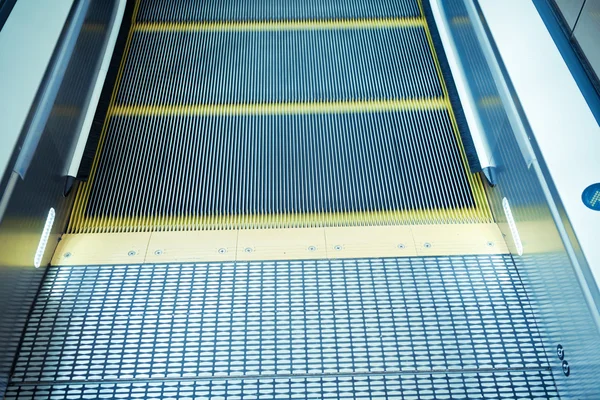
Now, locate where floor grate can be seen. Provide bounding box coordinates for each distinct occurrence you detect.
[6,371,558,399]
[7,256,557,398]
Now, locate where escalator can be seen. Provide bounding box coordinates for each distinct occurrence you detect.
[69,0,490,234]
[2,0,565,398]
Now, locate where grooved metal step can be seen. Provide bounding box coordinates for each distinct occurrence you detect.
[116,26,442,105]
[75,110,485,234]
[6,256,557,399]
[69,0,492,233]
[136,0,422,22]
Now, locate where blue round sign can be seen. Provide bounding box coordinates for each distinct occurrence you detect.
[582,183,600,211]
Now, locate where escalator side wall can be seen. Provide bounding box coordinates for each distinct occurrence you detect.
[486,109,600,399]
[0,1,120,397]
[486,116,600,399]
[438,0,600,397]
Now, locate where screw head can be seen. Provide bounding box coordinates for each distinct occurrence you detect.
[64,252,72,258]
[562,360,570,377]
[244,247,253,253]
[487,241,494,247]
[334,245,343,251]
[218,248,227,254]
[128,250,137,257]
[424,242,432,249]
[397,244,405,249]
[154,249,163,256]
[308,246,317,252]
[557,344,565,360]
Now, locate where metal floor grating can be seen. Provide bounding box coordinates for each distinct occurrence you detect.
[7,256,558,398]
[6,372,557,400]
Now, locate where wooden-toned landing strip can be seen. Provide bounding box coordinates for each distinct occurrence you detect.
[52,223,508,266]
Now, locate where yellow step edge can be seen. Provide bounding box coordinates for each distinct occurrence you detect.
[134,17,426,33]
[110,98,449,117]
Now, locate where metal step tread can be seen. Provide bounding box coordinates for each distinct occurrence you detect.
[6,371,557,399]
[136,0,422,23]
[73,110,486,234]
[116,26,442,106]
[70,0,490,233]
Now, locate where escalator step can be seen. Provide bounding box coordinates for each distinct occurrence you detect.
[69,0,491,233]
[117,26,442,105]
[136,0,422,22]
[76,110,483,233]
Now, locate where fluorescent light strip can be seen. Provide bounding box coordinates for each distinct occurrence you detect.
[34,208,55,268]
[502,197,523,256]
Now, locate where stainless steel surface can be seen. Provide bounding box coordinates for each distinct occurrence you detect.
[0,0,75,184]
[0,1,119,397]
[429,0,495,170]
[5,372,558,399]
[13,0,90,179]
[0,0,18,31]
[553,0,586,30]
[83,111,482,231]
[438,0,600,397]
[6,256,558,399]
[3,1,600,399]
[574,0,600,82]
[66,0,127,178]
[477,0,600,303]
[118,29,443,105]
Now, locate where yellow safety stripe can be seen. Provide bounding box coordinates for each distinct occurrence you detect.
[134,17,426,33]
[110,98,448,117]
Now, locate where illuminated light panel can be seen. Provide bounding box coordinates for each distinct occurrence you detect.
[502,197,523,256]
[34,208,55,268]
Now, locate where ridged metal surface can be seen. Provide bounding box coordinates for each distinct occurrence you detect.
[116,27,442,105]
[74,111,487,233]
[136,0,421,22]
[6,371,558,400]
[7,256,557,398]
[70,0,491,232]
